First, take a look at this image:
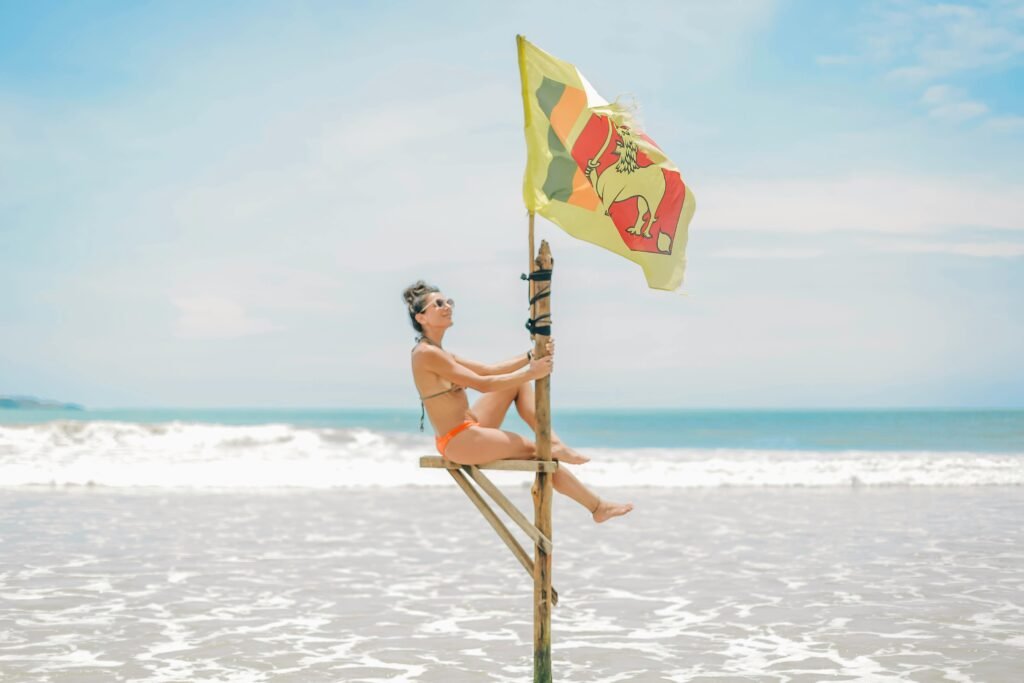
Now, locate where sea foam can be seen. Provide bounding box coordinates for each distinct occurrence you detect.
[1,421,1022,491]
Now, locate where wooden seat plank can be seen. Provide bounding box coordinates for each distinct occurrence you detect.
[420,456,558,473]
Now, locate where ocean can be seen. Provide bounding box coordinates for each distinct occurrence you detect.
[2,409,1023,681]
[1,408,1022,490]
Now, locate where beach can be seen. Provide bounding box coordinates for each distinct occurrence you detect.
[3,482,1022,681]
[5,0,1024,678]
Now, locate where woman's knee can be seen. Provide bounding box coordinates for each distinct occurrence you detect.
[471,387,519,428]
[512,435,537,461]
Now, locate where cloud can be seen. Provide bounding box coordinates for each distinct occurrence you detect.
[874,240,1024,258]
[864,1,1024,76]
[847,2,1022,125]
[698,174,1024,233]
[172,297,277,340]
[928,100,990,122]
[984,115,1024,132]
[885,65,935,82]
[712,247,824,259]
[816,54,859,66]
[921,84,958,105]
[920,84,989,121]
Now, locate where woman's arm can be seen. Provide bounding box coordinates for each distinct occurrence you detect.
[452,351,530,376]
[418,346,551,393]
[452,340,554,376]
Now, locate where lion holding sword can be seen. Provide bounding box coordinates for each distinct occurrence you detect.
[585,119,672,254]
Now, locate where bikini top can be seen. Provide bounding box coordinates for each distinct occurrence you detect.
[413,337,464,431]
[419,385,464,401]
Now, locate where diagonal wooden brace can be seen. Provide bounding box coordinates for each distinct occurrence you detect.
[446,469,559,606]
[466,466,553,554]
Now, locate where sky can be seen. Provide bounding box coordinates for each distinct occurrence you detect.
[1,0,1022,409]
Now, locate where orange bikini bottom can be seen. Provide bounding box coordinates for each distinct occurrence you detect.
[436,420,479,458]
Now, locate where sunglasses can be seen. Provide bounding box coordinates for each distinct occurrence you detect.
[419,297,455,313]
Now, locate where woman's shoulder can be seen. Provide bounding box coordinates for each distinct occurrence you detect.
[411,342,447,365]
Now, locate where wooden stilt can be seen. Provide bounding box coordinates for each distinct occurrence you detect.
[531,237,554,683]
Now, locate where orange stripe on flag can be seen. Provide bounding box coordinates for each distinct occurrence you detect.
[567,167,600,211]
[549,85,586,143]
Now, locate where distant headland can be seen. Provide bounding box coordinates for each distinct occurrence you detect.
[0,395,84,410]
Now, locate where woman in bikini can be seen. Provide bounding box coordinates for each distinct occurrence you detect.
[404,280,633,523]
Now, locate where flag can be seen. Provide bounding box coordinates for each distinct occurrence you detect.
[517,35,696,291]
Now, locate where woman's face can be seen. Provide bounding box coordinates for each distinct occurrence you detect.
[416,292,455,329]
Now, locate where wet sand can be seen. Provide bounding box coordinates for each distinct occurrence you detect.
[2,485,1022,681]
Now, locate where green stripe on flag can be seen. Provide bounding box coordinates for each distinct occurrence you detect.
[542,126,576,202]
[536,77,565,118]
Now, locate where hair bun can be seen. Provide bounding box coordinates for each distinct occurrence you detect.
[403,280,440,310]
[402,281,431,309]
[402,280,440,333]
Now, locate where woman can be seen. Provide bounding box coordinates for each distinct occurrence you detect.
[404,280,633,524]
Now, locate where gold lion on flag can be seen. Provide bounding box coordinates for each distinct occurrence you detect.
[586,120,671,253]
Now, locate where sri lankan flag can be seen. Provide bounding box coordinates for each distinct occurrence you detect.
[517,35,696,291]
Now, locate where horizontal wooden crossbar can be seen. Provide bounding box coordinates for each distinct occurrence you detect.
[420,456,558,473]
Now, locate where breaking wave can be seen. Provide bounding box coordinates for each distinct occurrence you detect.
[1,421,1022,491]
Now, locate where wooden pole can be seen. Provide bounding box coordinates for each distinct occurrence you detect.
[529,213,536,289]
[528,212,536,327]
[531,236,554,683]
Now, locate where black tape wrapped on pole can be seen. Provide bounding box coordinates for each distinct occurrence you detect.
[521,269,553,337]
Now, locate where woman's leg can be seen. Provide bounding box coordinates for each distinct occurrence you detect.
[472,381,571,445]
[443,425,535,465]
[445,423,587,466]
[471,382,588,463]
[445,427,632,522]
[552,466,634,523]
[471,385,520,429]
[512,382,629,521]
[551,466,599,511]
[444,417,633,522]
[512,381,589,463]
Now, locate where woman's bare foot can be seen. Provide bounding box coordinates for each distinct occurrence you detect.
[552,443,590,465]
[592,499,634,524]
